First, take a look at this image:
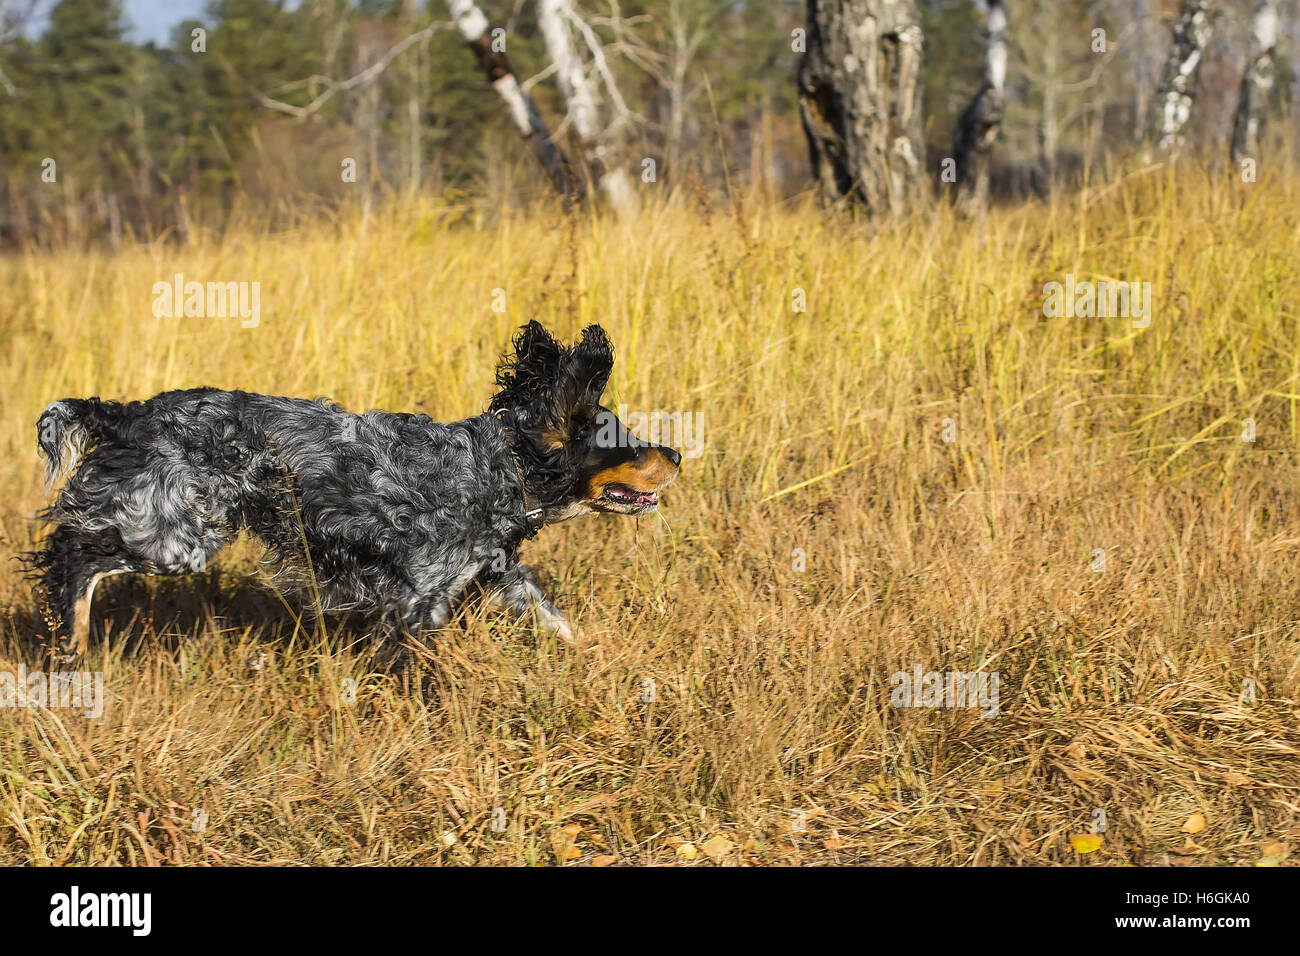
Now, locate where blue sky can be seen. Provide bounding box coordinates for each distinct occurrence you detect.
[25,1,211,45]
[124,0,214,44]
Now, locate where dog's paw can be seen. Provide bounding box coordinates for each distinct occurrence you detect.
[553,618,577,646]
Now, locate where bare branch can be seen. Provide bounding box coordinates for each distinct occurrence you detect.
[562,5,632,130]
[240,23,448,120]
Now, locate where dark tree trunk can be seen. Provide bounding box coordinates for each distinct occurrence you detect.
[1141,0,1213,157]
[952,0,1006,214]
[1231,0,1279,165]
[446,0,582,201]
[797,0,926,214]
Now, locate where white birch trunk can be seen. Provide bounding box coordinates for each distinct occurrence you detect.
[536,0,635,216]
[1143,0,1213,156]
[1231,0,1279,165]
[953,0,1007,213]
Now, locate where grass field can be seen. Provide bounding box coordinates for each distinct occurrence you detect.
[1,165,1298,866]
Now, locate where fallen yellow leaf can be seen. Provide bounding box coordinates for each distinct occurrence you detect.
[1070,833,1104,853]
[1258,842,1287,866]
[676,842,698,860]
[592,854,617,867]
[556,823,583,861]
[701,835,734,863]
[1182,813,1207,834]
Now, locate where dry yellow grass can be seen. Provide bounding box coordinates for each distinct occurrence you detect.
[1,164,1298,865]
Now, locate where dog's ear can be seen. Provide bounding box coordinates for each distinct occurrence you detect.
[494,323,613,444]
[514,320,562,368]
[549,324,614,425]
[496,321,564,402]
[569,325,614,403]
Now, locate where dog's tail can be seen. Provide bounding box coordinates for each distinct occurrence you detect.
[36,398,127,487]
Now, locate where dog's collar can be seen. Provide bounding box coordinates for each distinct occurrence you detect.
[494,409,546,537]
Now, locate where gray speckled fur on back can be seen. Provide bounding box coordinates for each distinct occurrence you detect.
[29,323,682,662]
[35,388,532,640]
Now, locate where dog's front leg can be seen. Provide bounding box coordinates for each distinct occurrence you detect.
[484,563,576,645]
[373,594,454,667]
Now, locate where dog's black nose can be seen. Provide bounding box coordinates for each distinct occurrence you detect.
[663,446,682,468]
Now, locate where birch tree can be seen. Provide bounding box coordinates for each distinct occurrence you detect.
[663,0,709,174]
[797,0,926,214]
[1141,0,1213,156]
[445,0,581,200]
[536,0,635,215]
[951,0,1006,213]
[1231,0,1279,166]
[403,0,424,199]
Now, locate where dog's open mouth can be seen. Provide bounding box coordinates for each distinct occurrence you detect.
[598,483,659,512]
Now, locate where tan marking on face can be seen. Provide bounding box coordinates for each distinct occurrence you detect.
[584,449,679,500]
[541,423,569,449]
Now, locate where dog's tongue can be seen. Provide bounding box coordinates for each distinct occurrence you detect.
[609,486,656,505]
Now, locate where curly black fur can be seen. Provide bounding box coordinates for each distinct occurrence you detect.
[28,322,680,659]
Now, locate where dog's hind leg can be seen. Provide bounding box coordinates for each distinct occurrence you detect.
[32,525,141,663]
[482,564,576,645]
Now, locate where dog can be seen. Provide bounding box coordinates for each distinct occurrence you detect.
[28,322,680,661]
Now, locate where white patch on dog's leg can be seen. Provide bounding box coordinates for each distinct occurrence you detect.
[70,569,127,659]
[483,570,582,646]
[536,603,577,645]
